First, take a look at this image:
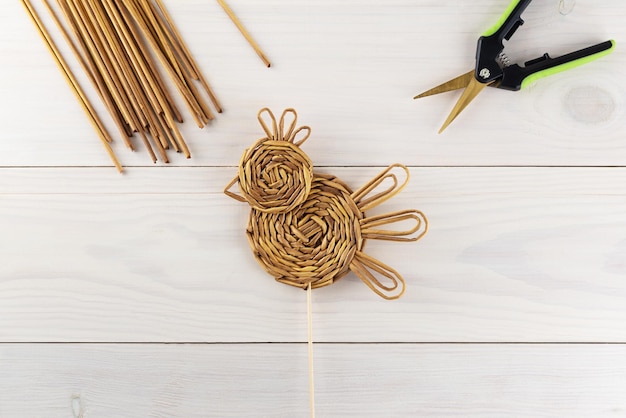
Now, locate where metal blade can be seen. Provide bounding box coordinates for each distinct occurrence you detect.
[438,76,489,134]
[413,70,475,99]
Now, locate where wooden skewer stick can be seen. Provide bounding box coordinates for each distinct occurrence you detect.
[154,0,223,113]
[117,1,184,124]
[217,0,272,68]
[44,0,92,81]
[21,0,123,173]
[63,0,138,131]
[143,0,214,123]
[131,1,202,124]
[114,0,184,123]
[23,0,109,143]
[146,0,197,80]
[114,0,191,156]
[122,0,204,150]
[143,107,170,162]
[135,0,213,125]
[55,0,132,139]
[179,61,214,124]
[138,0,185,82]
[100,0,173,162]
[307,283,316,418]
[86,0,159,162]
[27,0,228,167]
[105,0,183,126]
[44,0,131,144]
[148,108,172,151]
[83,0,150,132]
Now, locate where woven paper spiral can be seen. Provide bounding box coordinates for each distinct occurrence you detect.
[247,173,363,290]
[225,108,428,300]
[225,108,313,213]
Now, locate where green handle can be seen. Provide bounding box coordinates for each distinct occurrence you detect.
[482,0,530,38]
[519,40,616,90]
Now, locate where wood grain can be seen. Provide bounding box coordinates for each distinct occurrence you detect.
[3,1,626,415]
[1,0,624,167]
[0,167,625,343]
[1,343,625,417]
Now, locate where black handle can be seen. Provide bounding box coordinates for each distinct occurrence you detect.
[475,0,534,83]
[498,40,616,90]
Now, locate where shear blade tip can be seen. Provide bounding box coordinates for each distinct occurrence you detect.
[438,118,455,134]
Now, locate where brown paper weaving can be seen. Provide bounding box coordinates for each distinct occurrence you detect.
[225,108,428,300]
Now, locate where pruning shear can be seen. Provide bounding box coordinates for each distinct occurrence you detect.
[414,0,615,133]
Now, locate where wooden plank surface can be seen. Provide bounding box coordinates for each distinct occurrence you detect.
[1,344,625,417]
[1,0,625,416]
[1,167,625,343]
[0,0,624,168]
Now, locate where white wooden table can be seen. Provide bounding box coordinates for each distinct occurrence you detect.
[1,0,625,416]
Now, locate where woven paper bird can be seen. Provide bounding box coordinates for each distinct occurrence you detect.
[225,108,428,299]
